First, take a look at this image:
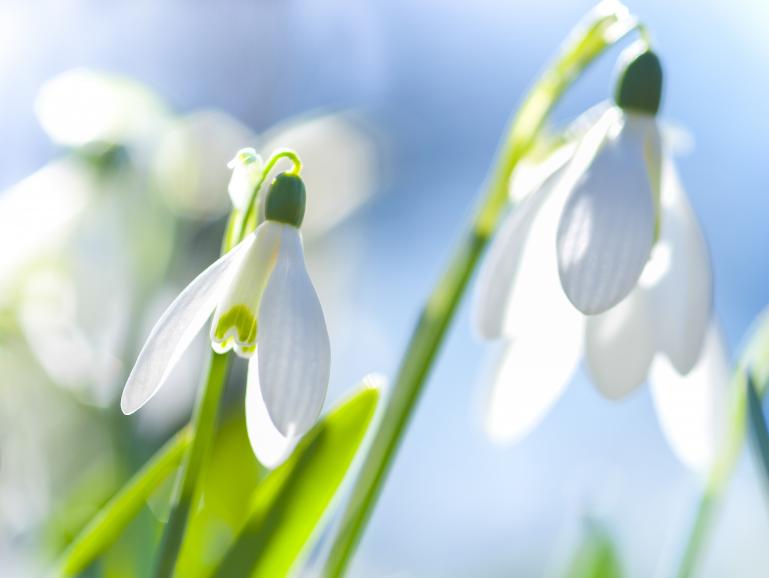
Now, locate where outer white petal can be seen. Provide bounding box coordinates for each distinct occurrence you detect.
[258,225,330,436]
[120,234,256,414]
[484,306,583,444]
[585,287,655,399]
[245,356,300,468]
[473,172,560,339]
[642,162,712,374]
[649,325,730,473]
[210,222,282,357]
[475,140,590,341]
[557,111,658,314]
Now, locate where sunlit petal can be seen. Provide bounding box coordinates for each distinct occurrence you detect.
[210,222,282,357]
[557,111,657,314]
[484,306,583,444]
[473,179,556,339]
[477,141,589,341]
[642,162,712,373]
[585,287,655,399]
[258,226,330,436]
[245,356,300,468]
[120,234,256,414]
[649,324,730,473]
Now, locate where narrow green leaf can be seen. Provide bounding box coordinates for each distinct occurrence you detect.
[53,428,191,577]
[747,374,769,495]
[212,381,380,578]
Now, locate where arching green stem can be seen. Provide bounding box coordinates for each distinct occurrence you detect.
[322,4,641,576]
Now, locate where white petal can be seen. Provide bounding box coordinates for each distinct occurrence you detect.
[484,308,583,444]
[585,287,655,399]
[475,141,588,341]
[210,221,282,357]
[245,356,300,468]
[557,111,658,314]
[473,178,556,339]
[649,324,730,473]
[507,144,576,204]
[641,162,712,373]
[120,234,256,414]
[227,148,263,210]
[257,226,330,436]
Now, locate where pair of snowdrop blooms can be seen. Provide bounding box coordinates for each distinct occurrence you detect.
[474,46,728,472]
[121,153,329,468]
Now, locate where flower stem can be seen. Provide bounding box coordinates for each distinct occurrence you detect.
[152,352,230,578]
[53,427,192,578]
[322,5,639,576]
[223,148,303,253]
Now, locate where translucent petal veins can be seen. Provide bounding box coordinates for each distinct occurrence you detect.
[258,226,330,437]
[120,233,256,414]
[557,111,657,314]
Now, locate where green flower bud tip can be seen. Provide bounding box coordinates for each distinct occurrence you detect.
[265,172,306,228]
[614,48,663,116]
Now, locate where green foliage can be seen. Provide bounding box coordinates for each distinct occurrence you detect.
[175,408,265,577]
[212,384,380,578]
[54,429,191,577]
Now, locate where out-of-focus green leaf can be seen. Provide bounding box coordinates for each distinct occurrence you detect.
[53,428,191,577]
[101,508,159,578]
[747,374,769,495]
[564,520,623,578]
[175,408,265,578]
[212,381,380,578]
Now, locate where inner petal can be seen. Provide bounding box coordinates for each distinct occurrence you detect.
[210,221,282,357]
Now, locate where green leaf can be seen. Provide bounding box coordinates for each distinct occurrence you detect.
[747,374,769,495]
[565,520,623,578]
[212,381,380,578]
[53,428,191,577]
[175,407,265,578]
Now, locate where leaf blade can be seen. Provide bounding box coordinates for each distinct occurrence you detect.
[212,381,380,578]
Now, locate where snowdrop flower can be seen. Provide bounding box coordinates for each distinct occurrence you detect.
[121,168,330,467]
[473,45,728,472]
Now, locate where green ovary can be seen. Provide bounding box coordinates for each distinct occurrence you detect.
[213,304,257,349]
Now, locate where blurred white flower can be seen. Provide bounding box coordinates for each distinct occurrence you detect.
[260,112,378,239]
[473,48,727,472]
[121,172,330,468]
[153,110,257,219]
[35,68,168,148]
[152,108,378,237]
[0,160,93,295]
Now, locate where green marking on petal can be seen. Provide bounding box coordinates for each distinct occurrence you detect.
[214,304,258,347]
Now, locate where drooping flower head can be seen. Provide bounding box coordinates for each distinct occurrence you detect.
[121,158,330,467]
[473,44,727,472]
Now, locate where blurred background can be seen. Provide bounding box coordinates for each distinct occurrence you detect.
[1,0,769,576]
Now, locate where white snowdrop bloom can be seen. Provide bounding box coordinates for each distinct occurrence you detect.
[120,170,330,467]
[473,47,728,472]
